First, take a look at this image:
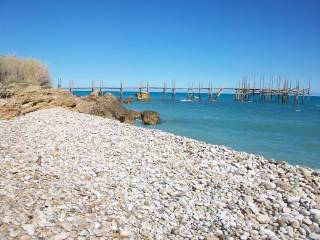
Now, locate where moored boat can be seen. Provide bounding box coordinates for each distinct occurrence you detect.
[136,92,150,101]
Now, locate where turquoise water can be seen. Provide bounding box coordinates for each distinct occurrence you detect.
[74,91,320,169]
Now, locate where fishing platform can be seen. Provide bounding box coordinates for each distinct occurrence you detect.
[57,77,311,105]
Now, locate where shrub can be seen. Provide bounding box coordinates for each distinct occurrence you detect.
[0,55,52,87]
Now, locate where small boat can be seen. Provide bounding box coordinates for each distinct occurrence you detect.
[180,99,192,102]
[136,92,150,101]
[185,94,199,101]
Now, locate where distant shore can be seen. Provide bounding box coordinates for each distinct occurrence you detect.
[0,107,319,239]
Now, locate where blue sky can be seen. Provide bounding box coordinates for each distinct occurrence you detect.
[0,0,319,92]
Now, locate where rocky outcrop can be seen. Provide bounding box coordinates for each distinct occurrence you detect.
[0,86,142,124]
[141,111,160,125]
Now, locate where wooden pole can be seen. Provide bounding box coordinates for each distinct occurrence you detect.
[162,80,167,97]
[120,81,123,101]
[253,77,256,102]
[191,81,194,99]
[99,80,103,95]
[302,86,305,105]
[294,80,299,105]
[208,82,212,101]
[69,80,73,93]
[92,80,95,93]
[172,79,176,100]
[308,80,311,104]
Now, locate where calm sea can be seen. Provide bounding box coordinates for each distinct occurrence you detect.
[74,90,320,169]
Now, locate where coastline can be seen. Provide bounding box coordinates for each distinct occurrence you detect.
[0,107,319,239]
[126,92,320,169]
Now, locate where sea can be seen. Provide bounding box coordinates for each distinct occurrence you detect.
[74,90,320,169]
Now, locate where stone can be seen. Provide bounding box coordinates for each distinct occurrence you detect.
[310,233,320,240]
[0,108,319,239]
[9,229,20,238]
[290,219,300,229]
[141,111,160,125]
[303,217,313,225]
[119,230,129,238]
[53,231,70,240]
[286,196,300,203]
[119,110,140,124]
[310,209,320,215]
[61,221,73,231]
[310,223,320,232]
[23,224,35,235]
[257,214,270,224]
[298,227,306,235]
[313,214,320,224]
[93,228,105,237]
[301,224,311,235]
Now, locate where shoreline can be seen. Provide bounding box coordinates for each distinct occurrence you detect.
[0,107,319,239]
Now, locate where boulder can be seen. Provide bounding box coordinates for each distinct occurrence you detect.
[127,110,140,119]
[141,111,160,125]
[77,93,136,124]
[55,96,78,108]
[119,110,140,124]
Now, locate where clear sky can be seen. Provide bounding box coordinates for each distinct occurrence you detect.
[0,0,319,92]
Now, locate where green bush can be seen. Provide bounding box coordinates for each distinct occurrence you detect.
[0,55,52,87]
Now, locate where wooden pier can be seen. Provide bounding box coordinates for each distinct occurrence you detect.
[234,77,311,104]
[57,77,311,104]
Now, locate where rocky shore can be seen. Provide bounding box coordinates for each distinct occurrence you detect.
[0,86,159,125]
[0,108,319,240]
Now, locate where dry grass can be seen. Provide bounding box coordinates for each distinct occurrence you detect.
[0,55,52,87]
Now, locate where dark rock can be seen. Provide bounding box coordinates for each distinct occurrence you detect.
[141,111,160,125]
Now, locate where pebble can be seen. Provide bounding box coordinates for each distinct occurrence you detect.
[310,209,320,215]
[23,224,34,236]
[257,215,270,224]
[291,219,300,229]
[0,108,319,239]
[120,230,129,238]
[301,224,311,235]
[53,232,69,240]
[299,227,306,235]
[61,221,73,231]
[303,218,313,225]
[310,233,320,240]
[313,214,320,224]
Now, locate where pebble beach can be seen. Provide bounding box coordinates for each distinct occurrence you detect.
[0,107,320,239]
